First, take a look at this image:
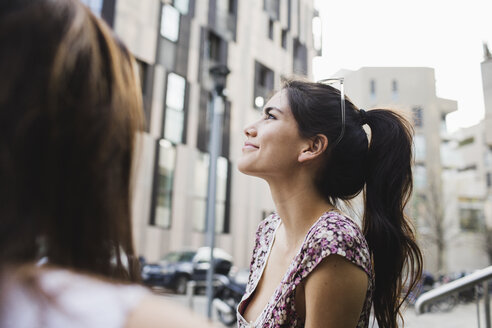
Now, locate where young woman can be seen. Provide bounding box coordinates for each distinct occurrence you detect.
[0,1,213,327]
[237,80,423,327]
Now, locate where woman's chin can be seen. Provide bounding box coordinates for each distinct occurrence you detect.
[237,160,258,176]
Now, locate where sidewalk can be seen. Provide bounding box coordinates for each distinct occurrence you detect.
[402,302,482,328]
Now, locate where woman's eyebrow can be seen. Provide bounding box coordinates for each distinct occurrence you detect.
[264,106,283,114]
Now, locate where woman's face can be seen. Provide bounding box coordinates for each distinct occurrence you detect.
[238,90,308,179]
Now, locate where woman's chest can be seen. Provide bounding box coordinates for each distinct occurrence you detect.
[242,244,304,324]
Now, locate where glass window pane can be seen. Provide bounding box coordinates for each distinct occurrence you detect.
[215,202,225,233]
[161,4,180,42]
[173,0,189,15]
[216,157,228,202]
[195,152,209,197]
[414,134,426,162]
[154,140,176,228]
[193,151,228,232]
[192,198,206,231]
[414,165,427,189]
[164,108,184,144]
[166,73,186,111]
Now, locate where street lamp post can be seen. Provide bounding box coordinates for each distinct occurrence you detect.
[205,64,230,319]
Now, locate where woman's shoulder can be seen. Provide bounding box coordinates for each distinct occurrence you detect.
[300,211,372,277]
[1,266,215,328]
[314,211,366,242]
[1,266,149,328]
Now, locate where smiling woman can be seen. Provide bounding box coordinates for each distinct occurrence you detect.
[237,79,423,328]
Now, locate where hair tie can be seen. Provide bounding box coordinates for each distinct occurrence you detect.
[359,109,368,125]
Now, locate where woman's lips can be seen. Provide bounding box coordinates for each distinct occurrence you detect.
[243,142,259,150]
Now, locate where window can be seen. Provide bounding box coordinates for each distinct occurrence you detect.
[207,31,222,62]
[281,29,288,49]
[160,4,180,42]
[150,139,177,228]
[459,136,474,147]
[440,113,447,134]
[268,19,274,40]
[391,79,398,100]
[192,151,230,233]
[458,164,477,172]
[263,0,280,20]
[370,79,376,99]
[254,61,274,109]
[163,73,187,144]
[135,59,151,131]
[414,164,427,189]
[312,16,322,53]
[80,0,103,16]
[173,0,189,15]
[197,90,231,158]
[228,0,235,14]
[412,107,423,128]
[293,38,307,75]
[459,208,483,232]
[414,134,426,163]
[135,59,148,95]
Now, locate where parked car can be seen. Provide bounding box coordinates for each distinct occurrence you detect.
[141,247,233,294]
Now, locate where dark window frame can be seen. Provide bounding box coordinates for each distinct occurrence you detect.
[161,72,189,144]
[149,140,178,229]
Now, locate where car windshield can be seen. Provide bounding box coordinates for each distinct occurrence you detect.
[162,251,195,263]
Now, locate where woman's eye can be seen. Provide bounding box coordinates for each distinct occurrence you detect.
[265,113,275,120]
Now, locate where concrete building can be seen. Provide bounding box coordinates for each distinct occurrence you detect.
[442,124,489,273]
[336,67,458,274]
[412,42,492,274]
[482,43,492,146]
[80,0,320,268]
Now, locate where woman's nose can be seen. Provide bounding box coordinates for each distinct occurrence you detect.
[244,124,257,137]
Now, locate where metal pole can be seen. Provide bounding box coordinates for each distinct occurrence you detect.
[485,280,491,328]
[477,284,482,328]
[205,90,224,319]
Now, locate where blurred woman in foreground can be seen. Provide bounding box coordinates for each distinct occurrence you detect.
[0,1,213,327]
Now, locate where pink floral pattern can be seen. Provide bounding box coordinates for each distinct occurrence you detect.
[237,211,373,327]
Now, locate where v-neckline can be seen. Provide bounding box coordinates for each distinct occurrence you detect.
[238,211,331,326]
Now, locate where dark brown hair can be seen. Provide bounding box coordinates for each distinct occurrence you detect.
[283,79,423,327]
[0,0,143,281]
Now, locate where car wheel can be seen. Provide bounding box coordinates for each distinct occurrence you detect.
[175,276,189,295]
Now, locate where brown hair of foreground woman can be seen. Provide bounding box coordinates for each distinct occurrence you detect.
[0,1,214,327]
[0,0,142,281]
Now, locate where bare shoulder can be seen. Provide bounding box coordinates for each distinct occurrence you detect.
[303,254,368,328]
[125,295,217,328]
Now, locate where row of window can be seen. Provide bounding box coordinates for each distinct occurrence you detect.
[369,79,399,100]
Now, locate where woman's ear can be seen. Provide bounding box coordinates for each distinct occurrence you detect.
[298,134,328,163]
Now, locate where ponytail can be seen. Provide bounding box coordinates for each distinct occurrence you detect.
[363,109,423,327]
[283,80,423,327]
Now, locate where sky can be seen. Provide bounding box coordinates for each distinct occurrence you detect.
[313,0,492,132]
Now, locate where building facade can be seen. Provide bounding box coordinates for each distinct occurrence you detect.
[81,0,320,268]
[442,123,490,273]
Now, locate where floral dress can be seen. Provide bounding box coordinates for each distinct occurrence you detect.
[237,211,373,327]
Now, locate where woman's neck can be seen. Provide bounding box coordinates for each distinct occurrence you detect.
[267,173,334,246]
